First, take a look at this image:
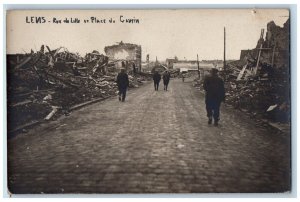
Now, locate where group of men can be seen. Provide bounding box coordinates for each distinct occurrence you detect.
[116,67,225,126]
[152,70,171,91]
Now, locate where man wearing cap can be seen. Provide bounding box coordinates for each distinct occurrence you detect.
[203,68,225,126]
[116,68,129,102]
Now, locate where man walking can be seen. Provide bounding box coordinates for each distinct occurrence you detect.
[203,68,225,126]
[153,70,161,91]
[132,63,136,74]
[116,68,129,102]
[163,70,171,91]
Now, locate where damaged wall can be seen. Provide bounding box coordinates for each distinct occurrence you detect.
[217,18,291,123]
[240,18,290,69]
[104,41,142,71]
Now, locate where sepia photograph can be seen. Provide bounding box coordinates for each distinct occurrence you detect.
[6,8,291,194]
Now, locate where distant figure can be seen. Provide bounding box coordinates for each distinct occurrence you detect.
[116,68,129,102]
[163,70,171,91]
[121,61,126,69]
[132,63,136,74]
[203,68,225,126]
[182,74,185,82]
[153,70,161,91]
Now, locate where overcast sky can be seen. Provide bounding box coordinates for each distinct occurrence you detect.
[7,9,289,61]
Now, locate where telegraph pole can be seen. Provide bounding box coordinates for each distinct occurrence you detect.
[197,54,200,79]
[223,27,226,80]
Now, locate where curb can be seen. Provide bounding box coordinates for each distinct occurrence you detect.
[69,96,109,111]
[8,95,113,137]
[8,120,42,135]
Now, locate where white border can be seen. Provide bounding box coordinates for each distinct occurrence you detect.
[1,1,298,201]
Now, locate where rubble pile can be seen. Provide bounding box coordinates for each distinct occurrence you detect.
[169,69,180,78]
[193,66,289,123]
[194,18,290,123]
[181,71,198,78]
[224,19,290,123]
[7,45,147,132]
[224,69,289,123]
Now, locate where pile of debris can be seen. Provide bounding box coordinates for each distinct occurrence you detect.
[7,45,147,133]
[193,66,289,123]
[194,18,290,123]
[225,19,290,123]
[223,68,289,123]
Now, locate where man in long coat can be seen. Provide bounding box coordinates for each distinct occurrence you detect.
[116,68,129,102]
[153,70,161,91]
[203,68,225,126]
[163,70,171,91]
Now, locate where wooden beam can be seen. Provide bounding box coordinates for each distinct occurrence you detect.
[253,44,263,75]
[271,43,276,67]
[256,48,272,50]
[14,57,32,70]
[237,62,248,81]
[46,72,80,89]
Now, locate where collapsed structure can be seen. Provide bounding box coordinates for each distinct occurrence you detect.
[104,41,142,72]
[166,57,178,69]
[226,19,290,123]
[240,19,289,70]
[194,18,290,123]
[7,43,147,134]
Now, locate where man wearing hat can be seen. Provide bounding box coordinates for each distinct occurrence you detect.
[116,68,129,102]
[203,68,225,126]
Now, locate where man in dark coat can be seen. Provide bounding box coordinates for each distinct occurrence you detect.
[163,70,171,91]
[203,68,225,126]
[153,70,161,91]
[121,61,126,68]
[132,63,136,74]
[116,68,129,102]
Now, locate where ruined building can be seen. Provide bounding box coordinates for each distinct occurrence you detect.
[104,41,142,72]
[166,57,179,69]
[240,18,290,69]
[224,18,290,123]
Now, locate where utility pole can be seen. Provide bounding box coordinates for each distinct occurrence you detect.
[223,27,226,80]
[197,54,200,79]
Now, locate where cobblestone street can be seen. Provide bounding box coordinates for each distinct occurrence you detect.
[7,79,290,194]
